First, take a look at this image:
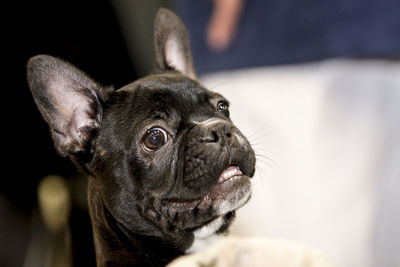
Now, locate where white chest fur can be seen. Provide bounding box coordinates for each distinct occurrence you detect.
[186,216,225,254]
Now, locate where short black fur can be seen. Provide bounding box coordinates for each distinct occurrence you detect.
[27,8,255,267]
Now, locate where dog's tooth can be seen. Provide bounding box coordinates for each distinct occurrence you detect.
[218,166,243,183]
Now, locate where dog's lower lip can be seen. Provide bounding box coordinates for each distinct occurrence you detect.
[167,174,250,213]
[196,174,251,211]
[165,166,250,215]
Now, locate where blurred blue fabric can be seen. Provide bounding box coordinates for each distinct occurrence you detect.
[173,0,400,75]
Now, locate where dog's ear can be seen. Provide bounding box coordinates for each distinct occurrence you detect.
[27,55,107,157]
[153,8,196,79]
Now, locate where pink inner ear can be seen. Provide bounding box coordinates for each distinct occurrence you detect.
[70,106,99,142]
[48,77,98,153]
[165,36,195,79]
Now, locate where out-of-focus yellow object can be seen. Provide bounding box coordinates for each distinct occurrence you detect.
[38,175,71,233]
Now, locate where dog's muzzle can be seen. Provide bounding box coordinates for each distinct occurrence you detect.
[162,117,256,229]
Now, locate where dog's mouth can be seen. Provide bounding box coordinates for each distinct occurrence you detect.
[167,165,251,216]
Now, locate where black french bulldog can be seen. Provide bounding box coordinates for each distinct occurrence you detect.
[27,8,255,267]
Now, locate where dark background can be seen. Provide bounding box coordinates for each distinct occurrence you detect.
[4,0,136,209]
[3,0,136,266]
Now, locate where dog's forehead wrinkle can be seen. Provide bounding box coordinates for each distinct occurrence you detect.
[197,117,226,127]
[117,78,219,125]
[123,87,215,130]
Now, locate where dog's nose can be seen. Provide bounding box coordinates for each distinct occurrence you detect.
[200,128,232,143]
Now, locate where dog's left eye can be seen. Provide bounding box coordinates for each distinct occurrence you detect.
[217,101,230,117]
[142,127,168,151]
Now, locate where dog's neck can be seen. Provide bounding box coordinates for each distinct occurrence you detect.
[87,177,184,266]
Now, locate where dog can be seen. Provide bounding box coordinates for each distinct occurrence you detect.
[27,8,256,266]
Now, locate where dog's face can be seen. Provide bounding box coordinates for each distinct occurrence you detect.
[27,9,255,252]
[92,75,255,235]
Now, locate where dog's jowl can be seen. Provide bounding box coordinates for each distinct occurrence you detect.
[27,8,256,267]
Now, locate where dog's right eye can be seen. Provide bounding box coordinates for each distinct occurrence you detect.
[142,127,168,151]
[217,101,230,117]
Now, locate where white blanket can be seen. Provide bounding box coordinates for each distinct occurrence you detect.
[169,236,334,267]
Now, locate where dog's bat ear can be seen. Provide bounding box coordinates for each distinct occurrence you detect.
[153,8,196,79]
[27,55,107,157]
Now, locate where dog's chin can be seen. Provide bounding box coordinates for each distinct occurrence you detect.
[166,166,252,230]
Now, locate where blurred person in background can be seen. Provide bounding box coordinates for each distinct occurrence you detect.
[174,0,400,74]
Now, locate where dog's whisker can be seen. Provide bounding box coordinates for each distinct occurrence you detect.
[253,146,279,157]
[255,165,269,180]
[254,152,275,161]
[248,133,271,142]
[254,150,278,168]
[255,158,276,170]
[250,142,271,148]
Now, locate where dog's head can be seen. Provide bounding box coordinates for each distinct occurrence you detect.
[27,9,255,251]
